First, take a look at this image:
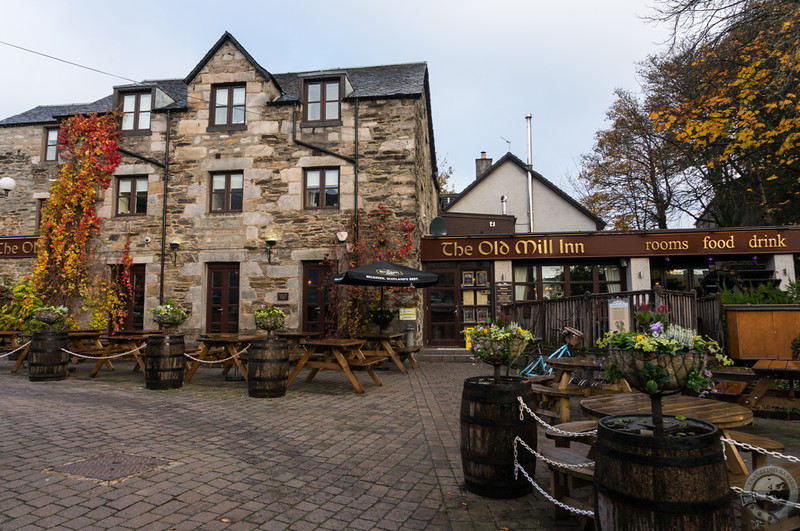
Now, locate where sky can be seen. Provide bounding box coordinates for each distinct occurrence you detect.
[0,0,671,197]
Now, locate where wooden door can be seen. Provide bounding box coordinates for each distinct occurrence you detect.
[426,268,459,346]
[207,263,240,334]
[302,262,333,333]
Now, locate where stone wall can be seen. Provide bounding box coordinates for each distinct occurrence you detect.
[0,40,438,343]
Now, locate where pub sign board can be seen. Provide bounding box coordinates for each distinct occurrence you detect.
[422,227,800,261]
[0,237,38,259]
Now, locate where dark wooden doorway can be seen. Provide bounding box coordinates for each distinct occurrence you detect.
[207,263,240,334]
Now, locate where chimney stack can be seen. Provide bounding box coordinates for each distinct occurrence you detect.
[475,151,492,178]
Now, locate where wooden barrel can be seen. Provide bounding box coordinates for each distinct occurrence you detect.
[248,338,289,398]
[460,376,537,498]
[145,335,185,390]
[28,331,69,382]
[594,414,734,530]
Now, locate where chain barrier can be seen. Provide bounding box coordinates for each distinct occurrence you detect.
[61,346,144,360]
[183,346,248,364]
[0,341,31,358]
[517,396,598,437]
[514,436,594,470]
[731,485,800,511]
[514,462,595,518]
[721,436,800,466]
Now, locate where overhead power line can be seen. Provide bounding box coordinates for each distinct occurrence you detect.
[0,40,139,83]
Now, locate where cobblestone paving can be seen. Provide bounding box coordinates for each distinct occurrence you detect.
[0,358,580,530]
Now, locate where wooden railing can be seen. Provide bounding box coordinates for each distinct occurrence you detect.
[503,287,725,349]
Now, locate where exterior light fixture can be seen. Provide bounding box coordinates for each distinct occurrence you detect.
[169,241,179,265]
[0,176,17,198]
[265,238,277,263]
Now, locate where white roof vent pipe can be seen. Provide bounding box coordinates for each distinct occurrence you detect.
[501,195,508,215]
[526,114,534,232]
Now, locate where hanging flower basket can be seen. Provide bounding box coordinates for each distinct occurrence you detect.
[607,348,706,395]
[33,306,67,325]
[151,301,189,328]
[370,309,394,328]
[254,305,286,337]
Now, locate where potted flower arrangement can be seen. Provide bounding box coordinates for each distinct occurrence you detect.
[254,304,285,337]
[32,305,68,330]
[464,314,534,379]
[370,308,394,330]
[597,303,732,430]
[151,300,189,330]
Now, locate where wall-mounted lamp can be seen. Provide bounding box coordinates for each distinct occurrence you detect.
[169,241,179,265]
[336,231,348,243]
[0,176,17,198]
[620,258,628,268]
[265,238,277,263]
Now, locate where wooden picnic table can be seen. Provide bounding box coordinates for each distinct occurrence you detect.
[273,330,320,355]
[581,392,755,476]
[286,338,386,394]
[358,332,418,373]
[89,333,150,377]
[3,331,30,373]
[184,335,256,383]
[739,359,800,409]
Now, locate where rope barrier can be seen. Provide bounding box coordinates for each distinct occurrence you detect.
[183,345,249,364]
[61,346,144,360]
[0,341,31,358]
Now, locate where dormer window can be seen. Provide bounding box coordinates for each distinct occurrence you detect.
[120,91,152,133]
[209,84,246,130]
[304,79,341,124]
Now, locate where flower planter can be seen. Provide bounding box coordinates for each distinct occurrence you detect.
[145,334,185,390]
[248,338,289,398]
[607,348,705,394]
[28,331,69,382]
[595,414,734,530]
[460,376,537,498]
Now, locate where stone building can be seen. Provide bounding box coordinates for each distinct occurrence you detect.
[0,32,439,340]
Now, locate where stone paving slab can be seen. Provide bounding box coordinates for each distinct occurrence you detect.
[3,355,800,529]
[0,356,580,530]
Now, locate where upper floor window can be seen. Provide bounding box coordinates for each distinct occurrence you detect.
[304,168,339,209]
[116,176,148,216]
[304,79,341,124]
[211,172,243,212]
[210,84,246,129]
[44,128,59,162]
[120,91,152,132]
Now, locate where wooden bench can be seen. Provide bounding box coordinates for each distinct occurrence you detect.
[545,420,598,450]
[528,374,555,385]
[348,356,388,370]
[395,346,421,369]
[530,383,586,424]
[709,379,749,402]
[725,429,784,470]
[540,446,595,522]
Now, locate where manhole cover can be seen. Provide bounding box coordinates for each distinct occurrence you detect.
[45,452,175,484]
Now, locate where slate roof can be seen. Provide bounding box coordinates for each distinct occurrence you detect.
[0,32,426,126]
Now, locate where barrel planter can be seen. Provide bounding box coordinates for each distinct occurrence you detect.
[460,376,537,498]
[594,415,734,530]
[28,331,69,382]
[248,338,289,398]
[145,334,185,390]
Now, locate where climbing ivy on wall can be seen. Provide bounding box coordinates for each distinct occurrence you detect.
[32,113,124,312]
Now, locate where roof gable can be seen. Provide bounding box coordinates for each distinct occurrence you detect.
[184,32,284,95]
[445,152,606,230]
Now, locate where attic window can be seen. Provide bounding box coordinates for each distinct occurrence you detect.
[303,78,342,125]
[119,91,152,133]
[209,84,246,130]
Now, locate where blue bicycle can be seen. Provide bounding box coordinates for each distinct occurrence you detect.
[516,327,583,377]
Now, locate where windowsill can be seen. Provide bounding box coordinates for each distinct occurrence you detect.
[209,210,244,215]
[206,124,247,132]
[300,120,343,129]
[115,213,147,218]
[121,130,152,137]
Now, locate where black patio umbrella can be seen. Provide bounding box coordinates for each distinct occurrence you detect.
[333,260,439,321]
[333,260,439,288]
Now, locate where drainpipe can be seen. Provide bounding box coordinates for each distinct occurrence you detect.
[291,101,358,239]
[158,109,171,304]
[526,114,534,232]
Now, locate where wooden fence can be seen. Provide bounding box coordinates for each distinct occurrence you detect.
[503,287,726,350]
